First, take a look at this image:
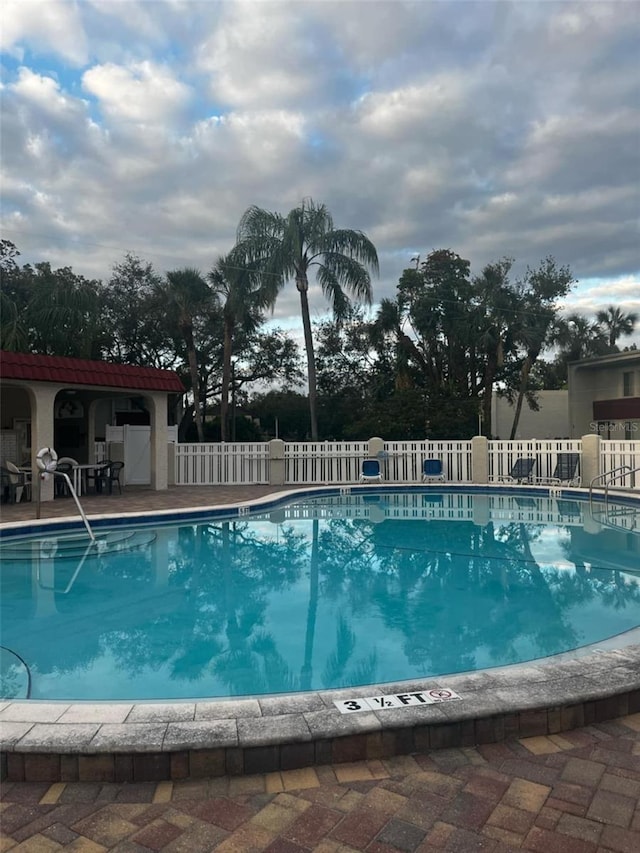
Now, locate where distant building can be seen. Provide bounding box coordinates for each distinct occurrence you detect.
[568,351,640,439]
[491,389,569,439]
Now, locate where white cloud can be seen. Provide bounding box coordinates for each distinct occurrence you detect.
[82,61,192,126]
[11,67,86,120]
[1,0,88,64]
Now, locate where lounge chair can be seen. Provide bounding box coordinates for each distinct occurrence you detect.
[359,459,382,483]
[536,452,581,487]
[490,457,536,484]
[421,459,445,482]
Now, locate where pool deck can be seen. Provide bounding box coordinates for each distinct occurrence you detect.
[1,485,639,788]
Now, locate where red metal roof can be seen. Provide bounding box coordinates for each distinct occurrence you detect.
[0,351,185,393]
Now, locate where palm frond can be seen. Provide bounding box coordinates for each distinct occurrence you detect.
[317,253,373,305]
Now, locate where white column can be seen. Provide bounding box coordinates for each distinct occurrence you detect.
[580,433,601,487]
[148,392,168,490]
[368,436,384,457]
[471,435,489,483]
[30,383,62,502]
[269,439,285,485]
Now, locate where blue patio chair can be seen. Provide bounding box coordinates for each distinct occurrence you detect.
[490,457,536,484]
[359,459,382,483]
[421,459,445,482]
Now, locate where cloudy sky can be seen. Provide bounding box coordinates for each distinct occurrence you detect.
[1,0,639,334]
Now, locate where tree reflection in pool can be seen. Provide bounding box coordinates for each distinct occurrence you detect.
[1,490,639,700]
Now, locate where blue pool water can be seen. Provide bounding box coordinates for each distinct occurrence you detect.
[1,490,639,701]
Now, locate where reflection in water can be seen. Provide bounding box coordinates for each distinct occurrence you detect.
[1,493,639,700]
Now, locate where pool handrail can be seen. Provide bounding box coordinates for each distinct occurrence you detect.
[590,463,640,512]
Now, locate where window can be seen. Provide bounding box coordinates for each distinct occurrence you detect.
[623,372,634,396]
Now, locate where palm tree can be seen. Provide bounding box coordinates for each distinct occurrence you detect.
[557,313,608,361]
[156,268,211,441]
[596,305,638,350]
[236,198,379,440]
[208,251,274,441]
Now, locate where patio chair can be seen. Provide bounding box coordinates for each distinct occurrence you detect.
[1,467,20,503]
[85,461,112,494]
[359,459,382,483]
[90,461,124,495]
[537,452,581,487]
[4,461,32,502]
[57,456,79,466]
[421,459,445,482]
[54,462,74,497]
[490,457,536,484]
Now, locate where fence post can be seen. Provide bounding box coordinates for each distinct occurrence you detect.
[580,433,600,486]
[167,442,176,486]
[471,435,489,483]
[368,436,385,458]
[269,439,285,485]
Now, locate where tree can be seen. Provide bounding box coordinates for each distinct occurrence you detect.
[373,250,482,438]
[472,258,519,437]
[0,240,26,350]
[236,198,379,440]
[596,305,638,350]
[208,251,275,442]
[102,254,173,369]
[3,259,104,358]
[508,257,574,439]
[155,268,212,442]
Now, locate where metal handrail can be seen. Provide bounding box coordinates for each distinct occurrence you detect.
[589,464,632,506]
[54,471,95,541]
[589,464,640,513]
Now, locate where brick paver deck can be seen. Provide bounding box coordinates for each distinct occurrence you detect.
[2,715,639,851]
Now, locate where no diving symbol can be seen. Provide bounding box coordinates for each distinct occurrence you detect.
[428,689,453,701]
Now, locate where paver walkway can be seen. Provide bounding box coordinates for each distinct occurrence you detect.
[2,715,640,851]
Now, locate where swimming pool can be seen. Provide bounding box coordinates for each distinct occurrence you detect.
[2,488,639,703]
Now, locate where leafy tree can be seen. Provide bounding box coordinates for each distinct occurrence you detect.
[1,252,104,358]
[508,257,574,438]
[248,390,311,440]
[472,258,519,436]
[102,253,174,369]
[236,198,379,440]
[373,250,481,438]
[155,268,212,441]
[208,251,276,441]
[0,240,26,350]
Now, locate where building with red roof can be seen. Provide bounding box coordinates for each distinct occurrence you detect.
[1,351,185,501]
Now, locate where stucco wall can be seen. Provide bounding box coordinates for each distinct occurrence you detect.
[491,390,569,439]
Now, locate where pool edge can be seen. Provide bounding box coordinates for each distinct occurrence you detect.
[2,483,639,782]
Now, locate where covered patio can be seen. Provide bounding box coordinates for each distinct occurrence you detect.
[0,351,184,502]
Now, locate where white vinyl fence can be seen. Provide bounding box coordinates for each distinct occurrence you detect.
[488,439,582,482]
[175,442,270,485]
[285,441,368,484]
[600,440,640,488]
[171,437,640,489]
